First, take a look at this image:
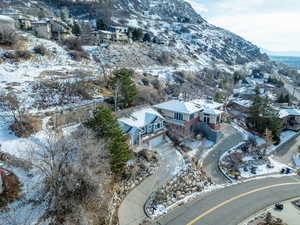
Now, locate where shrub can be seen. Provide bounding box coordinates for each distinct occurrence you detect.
[151,79,161,90]
[69,50,90,61]
[64,38,83,51]
[10,115,41,138]
[157,51,172,65]
[3,51,18,61]
[0,27,18,46]
[3,50,32,61]
[15,50,32,60]
[33,45,48,56]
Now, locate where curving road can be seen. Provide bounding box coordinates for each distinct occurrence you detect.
[202,124,243,184]
[154,175,300,225]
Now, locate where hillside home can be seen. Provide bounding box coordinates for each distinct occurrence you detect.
[154,100,200,140]
[118,107,166,148]
[32,19,52,39]
[279,107,300,131]
[109,25,128,33]
[154,99,223,142]
[32,18,72,40]
[0,15,15,30]
[51,20,72,40]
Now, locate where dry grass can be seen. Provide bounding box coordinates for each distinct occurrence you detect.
[10,115,41,138]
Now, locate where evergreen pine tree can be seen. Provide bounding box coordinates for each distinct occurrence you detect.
[285,94,290,104]
[110,68,138,108]
[85,106,132,175]
[72,22,81,35]
[96,19,108,30]
[213,92,223,103]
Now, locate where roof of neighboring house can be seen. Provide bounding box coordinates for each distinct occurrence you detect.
[154,100,201,114]
[233,87,255,95]
[230,98,253,108]
[191,99,223,110]
[0,15,15,23]
[118,107,164,131]
[279,108,300,118]
[202,108,223,115]
[243,77,257,87]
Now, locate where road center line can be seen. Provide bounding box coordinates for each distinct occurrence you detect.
[186,182,300,225]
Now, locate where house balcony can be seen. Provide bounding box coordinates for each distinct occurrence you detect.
[141,127,167,142]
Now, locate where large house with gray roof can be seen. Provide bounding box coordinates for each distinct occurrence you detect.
[154,99,224,142]
[279,107,300,131]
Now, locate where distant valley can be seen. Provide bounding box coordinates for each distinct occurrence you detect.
[270,55,300,70]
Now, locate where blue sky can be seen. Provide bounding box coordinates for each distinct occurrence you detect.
[186,0,300,52]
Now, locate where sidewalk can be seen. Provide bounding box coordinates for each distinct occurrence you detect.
[118,143,185,225]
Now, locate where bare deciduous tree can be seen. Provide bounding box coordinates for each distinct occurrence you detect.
[29,129,112,225]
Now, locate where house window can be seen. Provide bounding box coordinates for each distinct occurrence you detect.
[174,112,183,121]
[155,123,161,129]
[204,114,210,124]
[189,113,194,121]
[217,115,220,123]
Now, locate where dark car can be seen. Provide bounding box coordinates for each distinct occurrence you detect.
[275,203,284,210]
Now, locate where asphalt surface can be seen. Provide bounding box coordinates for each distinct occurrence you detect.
[118,143,184,225]
[155,175,300,225]
[202,124,243,184]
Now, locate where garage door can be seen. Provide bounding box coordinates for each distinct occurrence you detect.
[149,135,164,148]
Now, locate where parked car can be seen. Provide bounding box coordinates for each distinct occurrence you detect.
[281,168,292,174]
[275,203,284,210]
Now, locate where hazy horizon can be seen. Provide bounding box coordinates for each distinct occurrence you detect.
[186,0,300,53]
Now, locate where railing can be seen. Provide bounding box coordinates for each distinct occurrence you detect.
[141,128,167,141]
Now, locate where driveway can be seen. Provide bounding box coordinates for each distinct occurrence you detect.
[155,175,300,225]
[202,124,244,184]
[273,133,300,167]
[118,142,184,225]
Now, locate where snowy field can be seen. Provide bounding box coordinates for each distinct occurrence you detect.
[0,114,78,224]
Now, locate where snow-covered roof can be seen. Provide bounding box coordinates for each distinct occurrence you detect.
[279,108,300,118]
[233,87,255,95]
[118,107,164,130]
[0,15,15,23]
[231,99,252,108]
[191,99,223,110]
[202,108,223,115]
[244,77,257,87]
[154,100,201,114]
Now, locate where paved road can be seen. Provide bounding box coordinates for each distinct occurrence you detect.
[118,143,184,225]
[155,175,300,225]
[202,124,243,184]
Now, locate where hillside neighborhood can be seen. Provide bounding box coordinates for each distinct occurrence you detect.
[0,1,300,225]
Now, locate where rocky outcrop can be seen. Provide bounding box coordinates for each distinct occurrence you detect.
[145,163,213,217]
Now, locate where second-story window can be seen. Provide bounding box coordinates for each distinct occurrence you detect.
[174,112,183,121]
